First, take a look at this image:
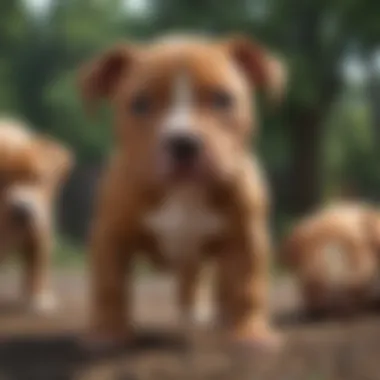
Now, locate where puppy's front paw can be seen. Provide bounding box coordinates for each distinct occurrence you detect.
[26,292,58,315]
[184,305,214,326]
[229,326,283,354]
[179,304,217,338]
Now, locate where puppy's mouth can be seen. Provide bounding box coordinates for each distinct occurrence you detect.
[9,204,34,228]
[172,160,204,181]
[157,154,205,183]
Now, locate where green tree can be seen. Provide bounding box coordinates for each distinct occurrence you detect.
[147,0,380,218]
[0,1,29,113]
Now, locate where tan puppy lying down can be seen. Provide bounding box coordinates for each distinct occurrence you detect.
[78,35,286,350]
[282,202,380,318]
[0,118,73,313]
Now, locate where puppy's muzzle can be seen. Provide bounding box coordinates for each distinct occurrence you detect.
[164,133,202,164]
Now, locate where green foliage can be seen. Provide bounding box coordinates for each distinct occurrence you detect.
[45,70,113,160]
[54,237,84,267]
[1,0,380,242]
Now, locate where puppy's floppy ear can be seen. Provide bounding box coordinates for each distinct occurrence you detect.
[77,44,134,114]
[225,35,287,103]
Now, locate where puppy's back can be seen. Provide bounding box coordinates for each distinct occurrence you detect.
[281,203,370,267]
[0,118,37,174]
[0,118,33,150]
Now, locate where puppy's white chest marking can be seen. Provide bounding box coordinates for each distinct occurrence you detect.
[144,191,224,258]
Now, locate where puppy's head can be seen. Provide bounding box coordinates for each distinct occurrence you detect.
[79,35,286,188]
[0,121,74,232]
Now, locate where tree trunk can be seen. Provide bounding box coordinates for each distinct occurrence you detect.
[367,57,380,145]
[287,107,324,215]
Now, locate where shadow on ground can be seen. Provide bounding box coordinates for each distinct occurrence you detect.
[2,275,380,379]
[3,316,380,380]
[0,330,188,380]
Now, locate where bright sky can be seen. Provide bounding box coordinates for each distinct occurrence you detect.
[27,0,48,13]
[26,0,147,14]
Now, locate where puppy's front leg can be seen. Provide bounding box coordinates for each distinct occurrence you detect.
[88,224,132,349]
[21,231,56,314]
[217,219,280,349]
[177,258,206,327]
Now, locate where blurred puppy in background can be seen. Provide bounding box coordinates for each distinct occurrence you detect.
[0,118,73,313]
[281,202,380,319]
[78,34,286,350]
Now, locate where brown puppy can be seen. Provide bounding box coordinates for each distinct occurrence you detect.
[78,35,286,349]
[0,118,73,313]
[281,202,380,318]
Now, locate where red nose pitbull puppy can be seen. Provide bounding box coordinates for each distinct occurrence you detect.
[0,118,74,313]
[78,35,286,350]
[281,202,380,318]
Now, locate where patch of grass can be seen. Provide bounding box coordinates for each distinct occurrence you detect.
[53,238,85,268]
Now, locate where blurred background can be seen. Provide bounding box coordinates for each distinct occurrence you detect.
[1,0,380,262]
[2,2,380,379]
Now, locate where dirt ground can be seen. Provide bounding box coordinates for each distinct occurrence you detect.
[1,270,380,380]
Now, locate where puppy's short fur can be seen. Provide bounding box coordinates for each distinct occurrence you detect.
[282,202,380,317]
[0,118,73,312]
[78,35,286,347]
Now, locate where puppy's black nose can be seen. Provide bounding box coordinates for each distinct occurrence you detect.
[165,134,202,162]
[9,201,32,225]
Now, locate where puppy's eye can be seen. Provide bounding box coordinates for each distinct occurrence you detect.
[130,94,151,116]
[210,90,234,111]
